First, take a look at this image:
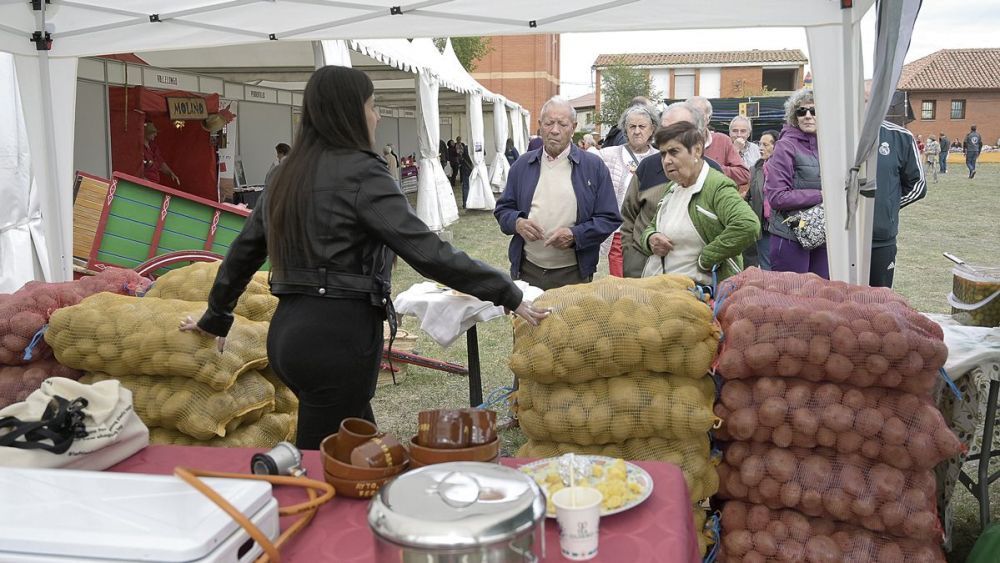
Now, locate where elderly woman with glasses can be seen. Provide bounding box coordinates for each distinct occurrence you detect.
[764,87,829,278]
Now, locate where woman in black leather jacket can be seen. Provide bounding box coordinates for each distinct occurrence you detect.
[181,66,548,449]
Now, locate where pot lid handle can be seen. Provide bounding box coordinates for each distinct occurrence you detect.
[431,471,481,508]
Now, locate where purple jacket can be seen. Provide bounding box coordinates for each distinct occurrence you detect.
[764,124,823,240]
[494,144,621,279]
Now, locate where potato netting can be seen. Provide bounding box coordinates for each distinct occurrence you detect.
[518,435,719,501]
[510,275,719,383]
[518,373,718,443]
[45,293,269,390]
[149,413,295,447]
[718,268,911,307]
[715,274,946,395]
[717,441,939,540]
[718,501,946,562]
[0,268,151,365]
[0,360,83,409]
[715,377,962,469]
[260,367,299,414]
[694,506,710,557]
[80,370,276,440]
[144,261,276,322]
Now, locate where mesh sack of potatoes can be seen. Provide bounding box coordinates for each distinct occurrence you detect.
[0,268,152,365]
[149,412,294,447]
[518,372,718,443]
[717,441,939,540]
[518,435,718,501]
[0,359,83,409]
[715,284,946,395]
[510,275,719,384]
[694,507,710,556]
[717,269,911,308]
[260,367,299,414]
[80,370,275,440]
[45,293,268,390]
[144,261,276,322]
[718,500,945,562]
[715,377,962,470]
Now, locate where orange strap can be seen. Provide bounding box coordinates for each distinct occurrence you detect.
[174,466,336,563]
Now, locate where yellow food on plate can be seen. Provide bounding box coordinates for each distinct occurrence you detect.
[524,457,644,513]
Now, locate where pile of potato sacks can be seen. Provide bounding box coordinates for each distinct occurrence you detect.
[713,269,960,562]
[44,262,298,447]
[512,275,722,554]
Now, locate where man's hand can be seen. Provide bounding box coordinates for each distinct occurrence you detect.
[179,315,225,352]
[733,137,747,152]
[515,217,545,242]
[544,227,575,249]
[648,233,674,257]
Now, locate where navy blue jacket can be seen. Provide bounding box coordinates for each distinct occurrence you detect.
[872,121,926,247]
[494,144,622,279]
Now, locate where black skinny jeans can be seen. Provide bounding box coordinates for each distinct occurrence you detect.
[267,294,383,450]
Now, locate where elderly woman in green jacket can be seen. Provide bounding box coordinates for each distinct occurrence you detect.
[640,121,759,284]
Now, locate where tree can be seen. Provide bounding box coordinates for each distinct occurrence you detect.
[597,59,661,126]
[433,37,493,72]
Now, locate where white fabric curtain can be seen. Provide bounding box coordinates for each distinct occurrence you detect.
[415,72,459,231]
[520,109,531,151]
[509,107,525,154]
[10,53,77,284]
[489,99,511,192]
[0,54,47,292]
[314,40,353,68]
[464,92,494,210]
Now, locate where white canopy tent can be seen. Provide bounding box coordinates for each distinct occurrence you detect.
[489,98,511,193]
[0,0,919,288]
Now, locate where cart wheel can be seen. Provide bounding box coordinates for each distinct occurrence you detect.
[134,251,224,279]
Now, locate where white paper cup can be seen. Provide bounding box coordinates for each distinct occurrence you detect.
[552,486,603,561]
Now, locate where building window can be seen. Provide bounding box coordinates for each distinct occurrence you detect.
[674,70,695,99]
[951,99,966,119]
[762,68,797,92]
[921,100,935,120]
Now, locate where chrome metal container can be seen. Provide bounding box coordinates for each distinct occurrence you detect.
[368,461,546,562]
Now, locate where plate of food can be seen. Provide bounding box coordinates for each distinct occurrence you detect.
[519,454,654,517]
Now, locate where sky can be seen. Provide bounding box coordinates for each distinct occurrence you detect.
[559,0,1000,99]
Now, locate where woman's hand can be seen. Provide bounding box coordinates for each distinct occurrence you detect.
[179,315,226,352]
[648,233,674,257]
[511,302,551,326]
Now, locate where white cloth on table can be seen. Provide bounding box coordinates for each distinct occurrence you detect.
[924,313,1000,380]
[393,281,543,348]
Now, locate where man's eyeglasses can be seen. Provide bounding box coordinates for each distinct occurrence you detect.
[795,106,817,117]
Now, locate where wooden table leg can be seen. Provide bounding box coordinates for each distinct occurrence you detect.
[467,325,483,407]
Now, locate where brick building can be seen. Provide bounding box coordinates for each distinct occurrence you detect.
[568,92,596,133]
[470,34,560,128]
[901,48,1000,149]
[592,49,807,133]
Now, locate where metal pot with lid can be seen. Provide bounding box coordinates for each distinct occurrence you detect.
[368,461,546,562]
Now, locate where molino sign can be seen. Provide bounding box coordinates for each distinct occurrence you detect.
[166,97,208,120]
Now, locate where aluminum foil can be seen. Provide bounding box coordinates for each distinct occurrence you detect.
[556,453,592,486]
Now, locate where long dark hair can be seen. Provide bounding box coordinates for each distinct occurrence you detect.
[505,138,515,153]
[267,66,374,269]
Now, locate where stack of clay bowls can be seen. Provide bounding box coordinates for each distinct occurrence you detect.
[320,418,409,498]
[409,409,499,468]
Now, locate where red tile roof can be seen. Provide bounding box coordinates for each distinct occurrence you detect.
[593,49,806,68]
[899,48,1000,90]
[568,92,595,109]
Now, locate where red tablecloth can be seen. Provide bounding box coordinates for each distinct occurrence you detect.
[109,445,701,562]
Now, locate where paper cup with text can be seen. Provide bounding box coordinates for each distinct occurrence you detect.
[552,486,603,561]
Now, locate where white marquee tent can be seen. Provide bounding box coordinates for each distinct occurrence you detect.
[0,0,920,291]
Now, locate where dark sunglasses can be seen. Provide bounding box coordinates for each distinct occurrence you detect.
[796,106,817,117]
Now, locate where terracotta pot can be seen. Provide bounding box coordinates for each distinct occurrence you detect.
[323,469,395,499]
[320,433,408,480]
[334,417,378,463]
[463,408,497,446]
[350,434,408,468]
[407,436,500,465]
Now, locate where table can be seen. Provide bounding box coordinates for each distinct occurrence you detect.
[109,445,702,563]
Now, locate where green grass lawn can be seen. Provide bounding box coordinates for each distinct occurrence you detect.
[372,165,1000,559]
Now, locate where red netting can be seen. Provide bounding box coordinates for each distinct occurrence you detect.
[714,376,962,470]
[717,441,939,540]
[718,501,945,562]
[0,359,83,409]
[0,268,152,365]
[715,272,946,394]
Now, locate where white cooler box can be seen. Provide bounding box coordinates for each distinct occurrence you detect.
[0,467,278,562]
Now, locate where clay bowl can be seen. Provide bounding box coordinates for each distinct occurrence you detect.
[410,452,501,469]
[407,436,500,466]
[320,433,409,480]
[323,469,394,499]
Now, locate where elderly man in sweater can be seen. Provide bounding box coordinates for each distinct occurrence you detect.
[687,96,750,187]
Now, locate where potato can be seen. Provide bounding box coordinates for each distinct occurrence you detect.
[791,408,819,437]
[727,409,758,441]
[745,342,779,372]
[821,404,854,433]
[759,397,789,428]
[772,425,794,448]
[807,335,832,365]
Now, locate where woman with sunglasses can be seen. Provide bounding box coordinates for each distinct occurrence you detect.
[764,87,829,278]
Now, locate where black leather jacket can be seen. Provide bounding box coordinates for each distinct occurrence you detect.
[198,148,523,337]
